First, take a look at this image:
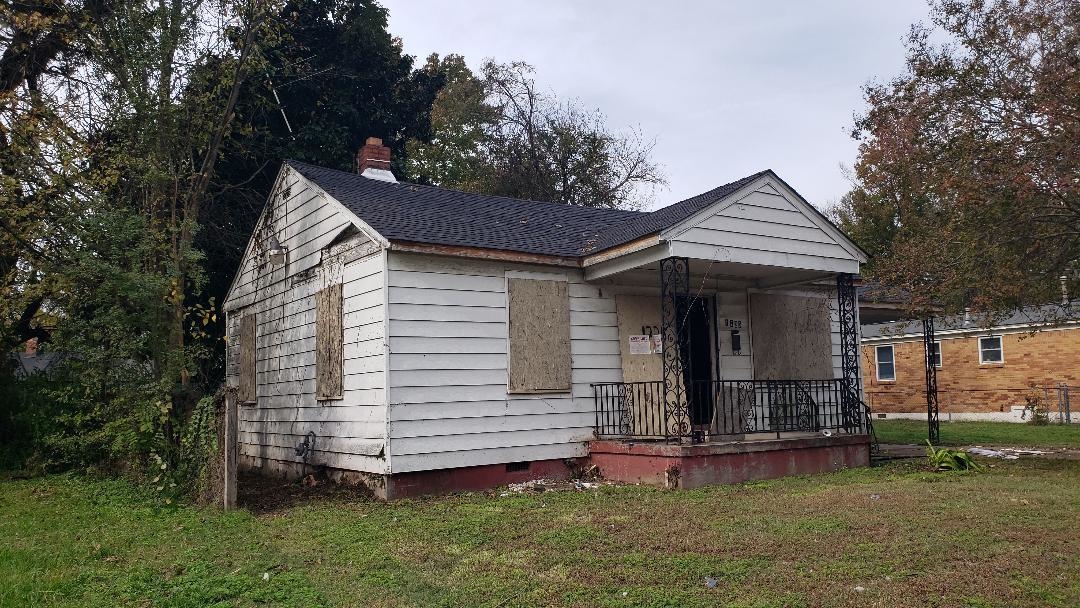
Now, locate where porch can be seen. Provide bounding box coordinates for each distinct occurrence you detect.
[582,251,873,487]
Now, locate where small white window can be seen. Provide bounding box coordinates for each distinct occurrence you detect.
[926,341,942,368]
[979,336,1003,364]
[875,345,895,381]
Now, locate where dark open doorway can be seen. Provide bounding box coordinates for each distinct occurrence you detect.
[679,296,714,429]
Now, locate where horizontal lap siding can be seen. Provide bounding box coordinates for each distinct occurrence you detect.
[224,168,388,475]
[386,252,621,473]
[670,190,860,274]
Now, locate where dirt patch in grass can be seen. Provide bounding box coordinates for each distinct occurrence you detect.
[238,471,374,514]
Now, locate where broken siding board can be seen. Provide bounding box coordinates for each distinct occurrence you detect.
[508,278,572,393]
[391,427,591,456]
[390,411,595,439]
[239,444,387,475]
[391,443,589,474]
[238,431,383,456]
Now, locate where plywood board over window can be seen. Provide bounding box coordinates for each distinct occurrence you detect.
[316,283,344,400]
[238,313,256,404]
[508,278,571,393]
[749,292,832,380]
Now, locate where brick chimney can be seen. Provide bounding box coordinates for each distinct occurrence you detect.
[355,137,396,182]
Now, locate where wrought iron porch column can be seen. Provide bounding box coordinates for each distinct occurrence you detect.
[836,273,861,432]
[660,256,690,441]
[923,316,940,443]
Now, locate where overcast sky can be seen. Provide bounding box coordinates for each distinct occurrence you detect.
[382,0,933,211]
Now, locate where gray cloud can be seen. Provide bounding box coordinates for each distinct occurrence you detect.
[383,0,931,210]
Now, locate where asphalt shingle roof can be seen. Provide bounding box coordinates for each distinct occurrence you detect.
[287,160,767,258]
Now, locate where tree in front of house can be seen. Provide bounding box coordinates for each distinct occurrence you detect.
[407,57,667,210]
[840,0,1078,318]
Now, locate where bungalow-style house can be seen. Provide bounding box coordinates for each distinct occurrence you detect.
[223,137,873,498]
[862,305,1078,422]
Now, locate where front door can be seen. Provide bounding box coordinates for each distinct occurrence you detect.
[679,296,714,428]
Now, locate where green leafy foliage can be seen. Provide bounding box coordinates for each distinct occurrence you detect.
[844,0,1079,318]
[926,441,981,472]
[407,58,666,209]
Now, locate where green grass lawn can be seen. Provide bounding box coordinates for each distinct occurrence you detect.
[873,419,1080,448]
[3,460,1079,608]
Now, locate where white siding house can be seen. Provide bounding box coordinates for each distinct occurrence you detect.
[224,139,871,497]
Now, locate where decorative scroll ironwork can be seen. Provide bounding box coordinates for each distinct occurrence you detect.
[836,273,862,433]
[923,316,940,444]
[593,379,851,440]
[617,383,634,435]
[739,381,757,433]
[660,256,691,440]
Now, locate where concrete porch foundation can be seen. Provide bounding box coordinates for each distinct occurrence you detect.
[589,434,871,489]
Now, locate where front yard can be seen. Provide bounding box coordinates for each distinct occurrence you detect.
[873,419,1080,448]
[2,458,1078,608]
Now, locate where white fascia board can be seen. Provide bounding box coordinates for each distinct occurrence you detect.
[583,243,671,281]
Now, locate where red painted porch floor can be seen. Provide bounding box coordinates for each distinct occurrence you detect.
[589,433,871,489]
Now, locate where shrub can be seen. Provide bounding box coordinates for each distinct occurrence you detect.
[926,441,981,472]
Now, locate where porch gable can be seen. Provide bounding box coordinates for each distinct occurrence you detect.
[662,176,865,275]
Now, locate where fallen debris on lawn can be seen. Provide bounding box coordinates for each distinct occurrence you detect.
[969,446,1046,459]
[499,478,613,496]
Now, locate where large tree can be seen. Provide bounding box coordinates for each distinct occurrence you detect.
[845,0,1078,318]
[201,0,444,334]
[407,58,666,209]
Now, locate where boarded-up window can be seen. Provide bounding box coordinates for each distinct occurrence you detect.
[316,283,343,400]
[238,313,256,404]
[508,278,571,393]
[749,292,832,380]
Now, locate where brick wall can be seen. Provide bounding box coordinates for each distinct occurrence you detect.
[861,327,1080,413]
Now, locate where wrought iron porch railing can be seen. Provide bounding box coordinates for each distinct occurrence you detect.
[592,379,869,441]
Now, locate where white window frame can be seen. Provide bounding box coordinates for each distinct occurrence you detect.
[978,335,1004,365]
[875,344,896,381]
[926,340,942,368]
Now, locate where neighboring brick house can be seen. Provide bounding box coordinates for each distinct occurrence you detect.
[860,306,1079,421]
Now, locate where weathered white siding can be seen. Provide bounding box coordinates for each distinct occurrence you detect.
[224,166,388,475]
[385,252,622,473]
[666,183,861,274]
